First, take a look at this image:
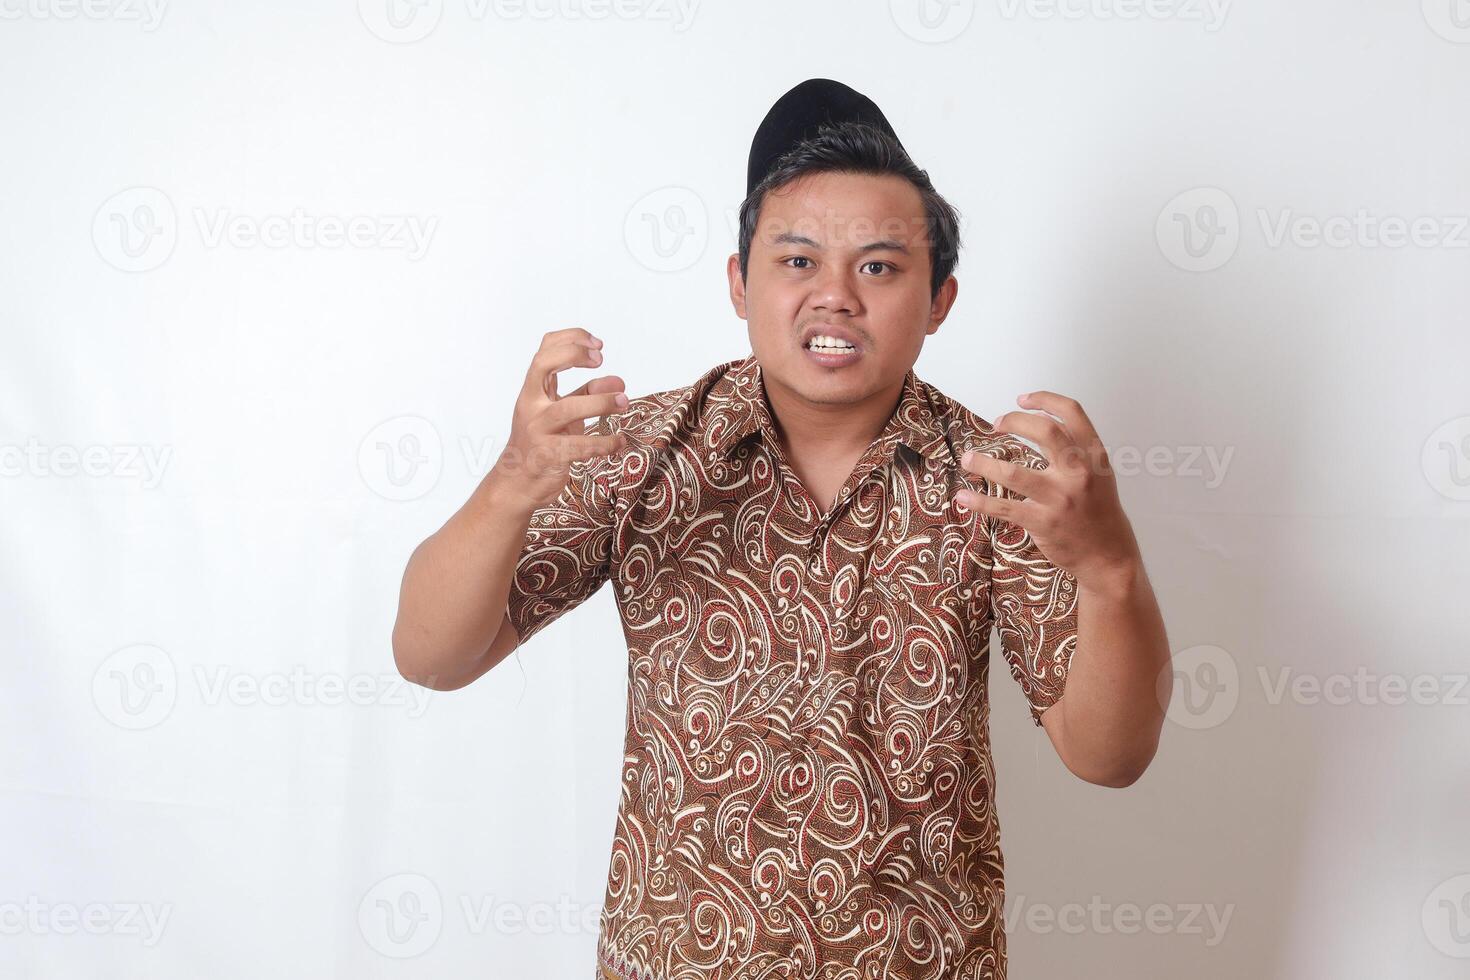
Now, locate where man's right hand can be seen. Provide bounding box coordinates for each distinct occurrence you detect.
[492,328,629,510]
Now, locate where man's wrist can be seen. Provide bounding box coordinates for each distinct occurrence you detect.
[476,463,541,523]
[1077,553,1146,604]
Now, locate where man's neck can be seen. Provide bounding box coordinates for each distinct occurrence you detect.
[761,371,905,464]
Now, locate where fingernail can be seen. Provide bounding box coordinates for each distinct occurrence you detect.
[615,393,629,408]
[992,414,1005,429]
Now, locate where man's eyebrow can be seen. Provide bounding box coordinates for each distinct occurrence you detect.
[769,232,911,254]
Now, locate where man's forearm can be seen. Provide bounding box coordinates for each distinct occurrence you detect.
[1048,558,1171,787]
[392,467,537,691]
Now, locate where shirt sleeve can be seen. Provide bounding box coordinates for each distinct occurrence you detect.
[985,438,1080,728]
[504,413,625,649]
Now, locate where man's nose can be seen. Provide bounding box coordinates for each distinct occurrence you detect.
[809,262,860,315]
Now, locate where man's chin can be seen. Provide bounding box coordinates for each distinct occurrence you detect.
[765,358,877,406]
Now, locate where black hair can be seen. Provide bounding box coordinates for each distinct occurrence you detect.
[737,120,962,300]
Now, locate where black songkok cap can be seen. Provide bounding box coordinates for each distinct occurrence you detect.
[746,78,907,197]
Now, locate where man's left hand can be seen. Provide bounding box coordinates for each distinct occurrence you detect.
[956,390,1142,595]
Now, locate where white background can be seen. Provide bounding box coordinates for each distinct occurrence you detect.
[3,1,1469,977]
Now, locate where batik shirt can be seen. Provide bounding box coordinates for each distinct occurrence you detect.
[507,353,1079,980]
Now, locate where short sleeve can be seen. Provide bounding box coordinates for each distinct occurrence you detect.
[504,414,625,648]
[985,440,1080,728]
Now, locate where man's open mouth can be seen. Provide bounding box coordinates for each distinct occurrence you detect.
[804,334,858,353]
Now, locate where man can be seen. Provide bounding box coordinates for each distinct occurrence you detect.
[393,78,1170,980]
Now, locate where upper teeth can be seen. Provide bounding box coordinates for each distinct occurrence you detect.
[808,335,856,350]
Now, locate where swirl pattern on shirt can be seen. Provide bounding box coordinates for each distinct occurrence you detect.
[509,354,1079,980]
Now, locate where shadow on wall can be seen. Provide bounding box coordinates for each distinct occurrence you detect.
[985,160,1341,978]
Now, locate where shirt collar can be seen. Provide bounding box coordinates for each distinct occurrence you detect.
[701,353,954,466]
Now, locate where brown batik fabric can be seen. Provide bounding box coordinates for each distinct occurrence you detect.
[507,353,1079,980]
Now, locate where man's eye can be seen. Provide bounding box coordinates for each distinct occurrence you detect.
[785,256,813,269]
[862,261,891,275]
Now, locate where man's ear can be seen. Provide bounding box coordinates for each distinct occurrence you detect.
[926,275,958,335]
[727,253,748,320]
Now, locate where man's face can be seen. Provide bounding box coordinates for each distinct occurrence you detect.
[728,170,957,407]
